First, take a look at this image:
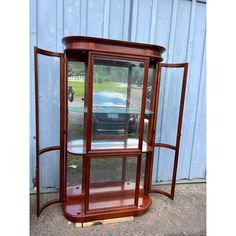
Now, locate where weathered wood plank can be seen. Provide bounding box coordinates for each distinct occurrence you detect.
[76,216,134,228]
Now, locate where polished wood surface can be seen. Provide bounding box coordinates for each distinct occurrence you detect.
[62,36,165,63]
[63,182,151,223]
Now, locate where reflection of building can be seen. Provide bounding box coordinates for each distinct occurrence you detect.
[68,76,85,82]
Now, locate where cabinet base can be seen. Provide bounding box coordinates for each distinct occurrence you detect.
[62,182,151,223]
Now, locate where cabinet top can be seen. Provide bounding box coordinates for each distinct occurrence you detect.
[62,36,166,62]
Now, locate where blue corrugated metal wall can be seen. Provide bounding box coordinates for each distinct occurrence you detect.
[30,0,206,190]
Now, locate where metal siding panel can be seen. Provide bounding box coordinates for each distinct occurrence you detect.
[63,0,81,36]
[135,0,152,43]
[37,0,57,50]
[189,3,206,179]
[87,0,104,37]
[130,0,139,41]
[30,0,37,191]
[173,0,192,62]
[154,0,173,50]
[149,0,158,44]
[103,0,110,38]
[80,0,88,35]
[109,0,125,40]
[177,0,206,180]
[30,0,37,33]
[57,0,64,52]
[122,0,131,40]
[166,0,178,63]
[189,46,206,179]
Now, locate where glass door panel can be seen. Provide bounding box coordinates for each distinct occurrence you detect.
[34,47,64,216]
[39,150,60,209]
[37,53,60,150]
[143,67,156,145]
[89,156,137,211]
[155,66,185,146]
[67,61,87,154]
[91,57,147,150]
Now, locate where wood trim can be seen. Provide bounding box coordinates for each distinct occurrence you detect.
[170,63,189,199]
[36,47,63,57]
[138,59,150,150]
[87,149,142,158]
[62,36,166,52]
[60,53,65,202]
[34,47,40,217]
[154,143,176,151]
[147,63,162,191]
[39,146,61,155]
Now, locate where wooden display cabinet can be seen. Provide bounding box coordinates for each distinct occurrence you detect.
[34,36,188,222]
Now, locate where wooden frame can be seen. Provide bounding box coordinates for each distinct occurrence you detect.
[34,36,188,223]
[148,63,189,199]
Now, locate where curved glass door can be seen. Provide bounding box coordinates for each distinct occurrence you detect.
[34,47,65,216]
[151,63,189,199]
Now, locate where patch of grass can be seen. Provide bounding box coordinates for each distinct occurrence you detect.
[94,82,127,94]
[68,81,127,98]
[68,81,84,98]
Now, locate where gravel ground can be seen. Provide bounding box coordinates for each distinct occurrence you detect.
[30,183,206,236]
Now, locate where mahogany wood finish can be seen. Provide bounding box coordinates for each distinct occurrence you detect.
[34,36,188,222]
[62,36,165,62]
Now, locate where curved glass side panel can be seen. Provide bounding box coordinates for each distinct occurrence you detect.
[37,54,60,150]
[155,67,184,146]
[39,150,60,209]
[35,48,64,216]
[67,61,86,154]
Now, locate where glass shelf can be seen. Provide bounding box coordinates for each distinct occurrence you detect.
[68,107,153,115]
[67,138,150,155]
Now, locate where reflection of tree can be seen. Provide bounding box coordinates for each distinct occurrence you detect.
[68,61,85,77]
[68,61,153,87]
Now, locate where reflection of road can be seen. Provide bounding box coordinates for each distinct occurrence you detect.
[68,88,143,141]
[131,88,142,108]
[68,98,84,125]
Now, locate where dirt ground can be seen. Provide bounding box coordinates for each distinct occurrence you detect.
[30,183,206,236]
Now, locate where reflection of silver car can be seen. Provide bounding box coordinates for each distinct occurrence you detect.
[92,92,138,134]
